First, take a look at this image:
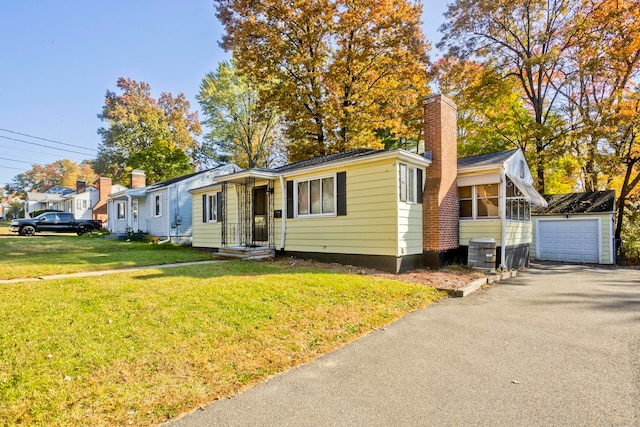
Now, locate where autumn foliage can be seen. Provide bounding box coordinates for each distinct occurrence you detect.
[215,0,431,162]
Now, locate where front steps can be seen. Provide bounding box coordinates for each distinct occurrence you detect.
[215,246,275,261]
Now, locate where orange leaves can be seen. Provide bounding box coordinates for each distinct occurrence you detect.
[216,0,431,161]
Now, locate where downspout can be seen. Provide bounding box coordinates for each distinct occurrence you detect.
[158,186,172,244]
[279,175,287,250]
[500,166,507,269]
[126,194,132,232]
[234,184,240,245]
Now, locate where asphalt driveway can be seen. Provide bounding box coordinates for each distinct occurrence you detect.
[170,263,640,426]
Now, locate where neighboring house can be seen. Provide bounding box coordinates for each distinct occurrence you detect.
[532,191,616,264]
[23,179,124,223]
[189,94,548,273]
[62,180,99,220]
[107,165,240,244]
[24,186,73,217]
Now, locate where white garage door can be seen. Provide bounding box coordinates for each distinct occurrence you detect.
[538,219,600,263]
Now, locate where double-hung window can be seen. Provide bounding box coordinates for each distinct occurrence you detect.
[399,163,417,203]
[205,193,217,223]
[152,194,162,217]
[459,184,499,219]
[296,175,335,217]
[116,201,126,220]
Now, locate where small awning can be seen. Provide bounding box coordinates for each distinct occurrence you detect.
[506,174,548,207]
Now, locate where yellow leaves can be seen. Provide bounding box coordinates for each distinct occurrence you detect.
[217,0,430,161]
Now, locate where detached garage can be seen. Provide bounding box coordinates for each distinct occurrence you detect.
[531,191,616,264]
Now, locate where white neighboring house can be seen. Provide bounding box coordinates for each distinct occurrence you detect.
[62,186,99,220]
[107,164,241,244]
[24,185,74,217]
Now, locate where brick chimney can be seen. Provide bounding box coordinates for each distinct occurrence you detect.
[76,178,86,194]
[92,177,112,223]
[422,94,459,269]
[131,170,146,189]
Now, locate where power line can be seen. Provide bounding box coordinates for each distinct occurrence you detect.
[0,135,95,157]
[0,128,98,153]
[0,164,27,172]
[0,157,42,165]
[0,142,88,163]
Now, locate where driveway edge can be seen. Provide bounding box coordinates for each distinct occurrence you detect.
[441,270,518,297]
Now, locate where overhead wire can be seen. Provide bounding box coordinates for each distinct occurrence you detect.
[0,135,95,157]
[0,128,97,153]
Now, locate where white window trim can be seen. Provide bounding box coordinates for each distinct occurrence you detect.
[205,193,218,223]
[151,194,162,217]
[116,201,127,220]
[294,174,337,218]
[399,163,417,204]
[459,184,500,220]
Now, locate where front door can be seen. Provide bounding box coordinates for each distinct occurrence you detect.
[253,186,268,245]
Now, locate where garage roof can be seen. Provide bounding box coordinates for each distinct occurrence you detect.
[533,191,616,215]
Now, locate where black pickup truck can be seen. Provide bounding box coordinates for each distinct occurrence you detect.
[9,212,102,236]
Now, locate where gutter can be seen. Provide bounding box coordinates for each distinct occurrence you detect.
[500,165,507,269]
[126,194,132,232]
[279,175,287,250]
[158,186,172,244]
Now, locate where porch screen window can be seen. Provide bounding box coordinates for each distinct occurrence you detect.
[152,194,161,217]
[116,201,126,219]
[506,177,531,221]
[296,176,335,217]
[459,184,499,219]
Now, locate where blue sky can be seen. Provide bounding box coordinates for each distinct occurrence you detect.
[0,0,450,188]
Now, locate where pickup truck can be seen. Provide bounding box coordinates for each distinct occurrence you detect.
[9,212,102,236]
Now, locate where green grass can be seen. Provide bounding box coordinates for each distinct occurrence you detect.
[0,234,213,280]
[0,260,445,426]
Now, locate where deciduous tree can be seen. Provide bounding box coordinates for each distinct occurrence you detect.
[197,61,283,169]
[95,78,202,184]
[215,0,430,162]
[438,0,582,191]
[6,160,96,195]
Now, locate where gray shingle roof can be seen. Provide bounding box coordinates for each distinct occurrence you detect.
[533,191,616,215]
[274,149,383,173]
[457,149,519,169]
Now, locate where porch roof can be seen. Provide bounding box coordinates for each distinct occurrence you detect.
[506,173,548,207]
[214,169,280,185]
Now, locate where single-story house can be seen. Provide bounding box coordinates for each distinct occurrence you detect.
[189,94,548,273]
[532,191,616,264]
[107,164,240,244]
[24,186,74,217]
[24,179,125,224]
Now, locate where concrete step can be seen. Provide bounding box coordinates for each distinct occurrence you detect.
[216,247,275,261]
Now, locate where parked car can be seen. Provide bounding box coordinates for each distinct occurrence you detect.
[8,212,102,236]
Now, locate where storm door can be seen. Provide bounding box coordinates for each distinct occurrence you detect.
[253,186,268,245]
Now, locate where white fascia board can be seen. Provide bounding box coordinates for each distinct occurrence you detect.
[281,150,431,179]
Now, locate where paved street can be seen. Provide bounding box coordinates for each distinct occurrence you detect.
[170,263,640,426]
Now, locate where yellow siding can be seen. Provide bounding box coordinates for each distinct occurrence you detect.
[192,155,426,257]
[281,158,424,257]
[459,220,502,246]
[506,221,532,246]
[191,189,226,248]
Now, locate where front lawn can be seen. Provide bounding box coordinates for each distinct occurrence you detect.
[0,261,444,426]
[0,235,213,280]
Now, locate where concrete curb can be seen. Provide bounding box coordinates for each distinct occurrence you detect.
[440,269,518,298]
